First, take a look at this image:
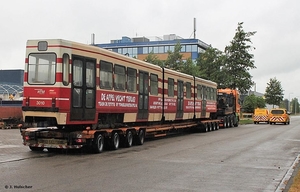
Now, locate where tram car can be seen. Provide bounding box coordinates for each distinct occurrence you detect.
[21,39,218,152]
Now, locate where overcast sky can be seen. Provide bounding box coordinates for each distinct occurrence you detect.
[1,0,299,100]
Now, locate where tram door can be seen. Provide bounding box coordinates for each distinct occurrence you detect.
[137,71,149,120]
[70,56,96,121]
[176,80,184,118]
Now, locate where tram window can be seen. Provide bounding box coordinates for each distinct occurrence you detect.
[73,88,82,107]
[86,61,95,88]
[150,74,158,95]
[197,84,201,99]
[186,82,191,98]
[114,64,125,91]
[85,89,94,108]
[100,60,113,89]
[203,86,207,100]
[28,53,56,85]
[127,68,137,92]
[62,54,69,86]
[168,78,174,97]
[73,60,83,86]
[213,88,216,100]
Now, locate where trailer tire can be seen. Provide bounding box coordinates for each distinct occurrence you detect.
[204,123,209,132]
[136,129,145,145]
[111,132,120,150]
[93,134,104,153]
[215,122,219,130]
[125,130,133,148]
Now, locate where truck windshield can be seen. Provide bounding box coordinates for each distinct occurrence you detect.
[28,53,56,85]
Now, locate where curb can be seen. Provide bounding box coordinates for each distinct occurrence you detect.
[276,154,300,192]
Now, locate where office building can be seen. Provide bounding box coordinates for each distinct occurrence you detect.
[95,34,210,62]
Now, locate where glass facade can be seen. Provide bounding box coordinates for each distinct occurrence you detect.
[97,38,209,62]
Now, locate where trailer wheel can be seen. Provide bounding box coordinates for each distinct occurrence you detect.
[210,122,214,131]
[111,132,120,150]
[29,146,44,152]
[215,122,219,130]
[204,123,209,132]
[136,129,145,145]
[93,134,104,153]
[125,130,133,148]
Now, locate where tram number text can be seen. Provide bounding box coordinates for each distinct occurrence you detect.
[36,101,45,106]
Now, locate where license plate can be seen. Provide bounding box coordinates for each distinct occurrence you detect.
[38,139,67,145]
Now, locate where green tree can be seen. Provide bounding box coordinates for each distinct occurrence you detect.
[242,94,266,113]
[181,58,200,77]
[242,94,257,113]
[197,47,226,86]
[144,51,164,67]
[264,77,284,108]
[223,22,257,93]
[164,42,184,71]
[256,97,266,108]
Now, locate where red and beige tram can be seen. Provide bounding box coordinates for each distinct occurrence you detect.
[21,39,218,152]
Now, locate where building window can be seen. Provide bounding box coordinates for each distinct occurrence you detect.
[158,46,164,53]
[143,47,148,54]
[169,46,174,52]
[181,46,186,52]
[186,45,192,52]
[149,46,154,53]
[122,48,128,55]
[132,48,138,58]
[127,47,133,56]
[154,46,158,53]
[164,46,169,53]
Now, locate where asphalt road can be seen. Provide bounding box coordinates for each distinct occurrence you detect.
[1,117,300,192]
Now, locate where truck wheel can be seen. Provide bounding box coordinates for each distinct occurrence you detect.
[111,132,120,150]
[29,146,44,152]
[225,117,228,128]
[229,117,233,127]
[93,134,104,153]
[125,130,133,148]
[136,129,145,145]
